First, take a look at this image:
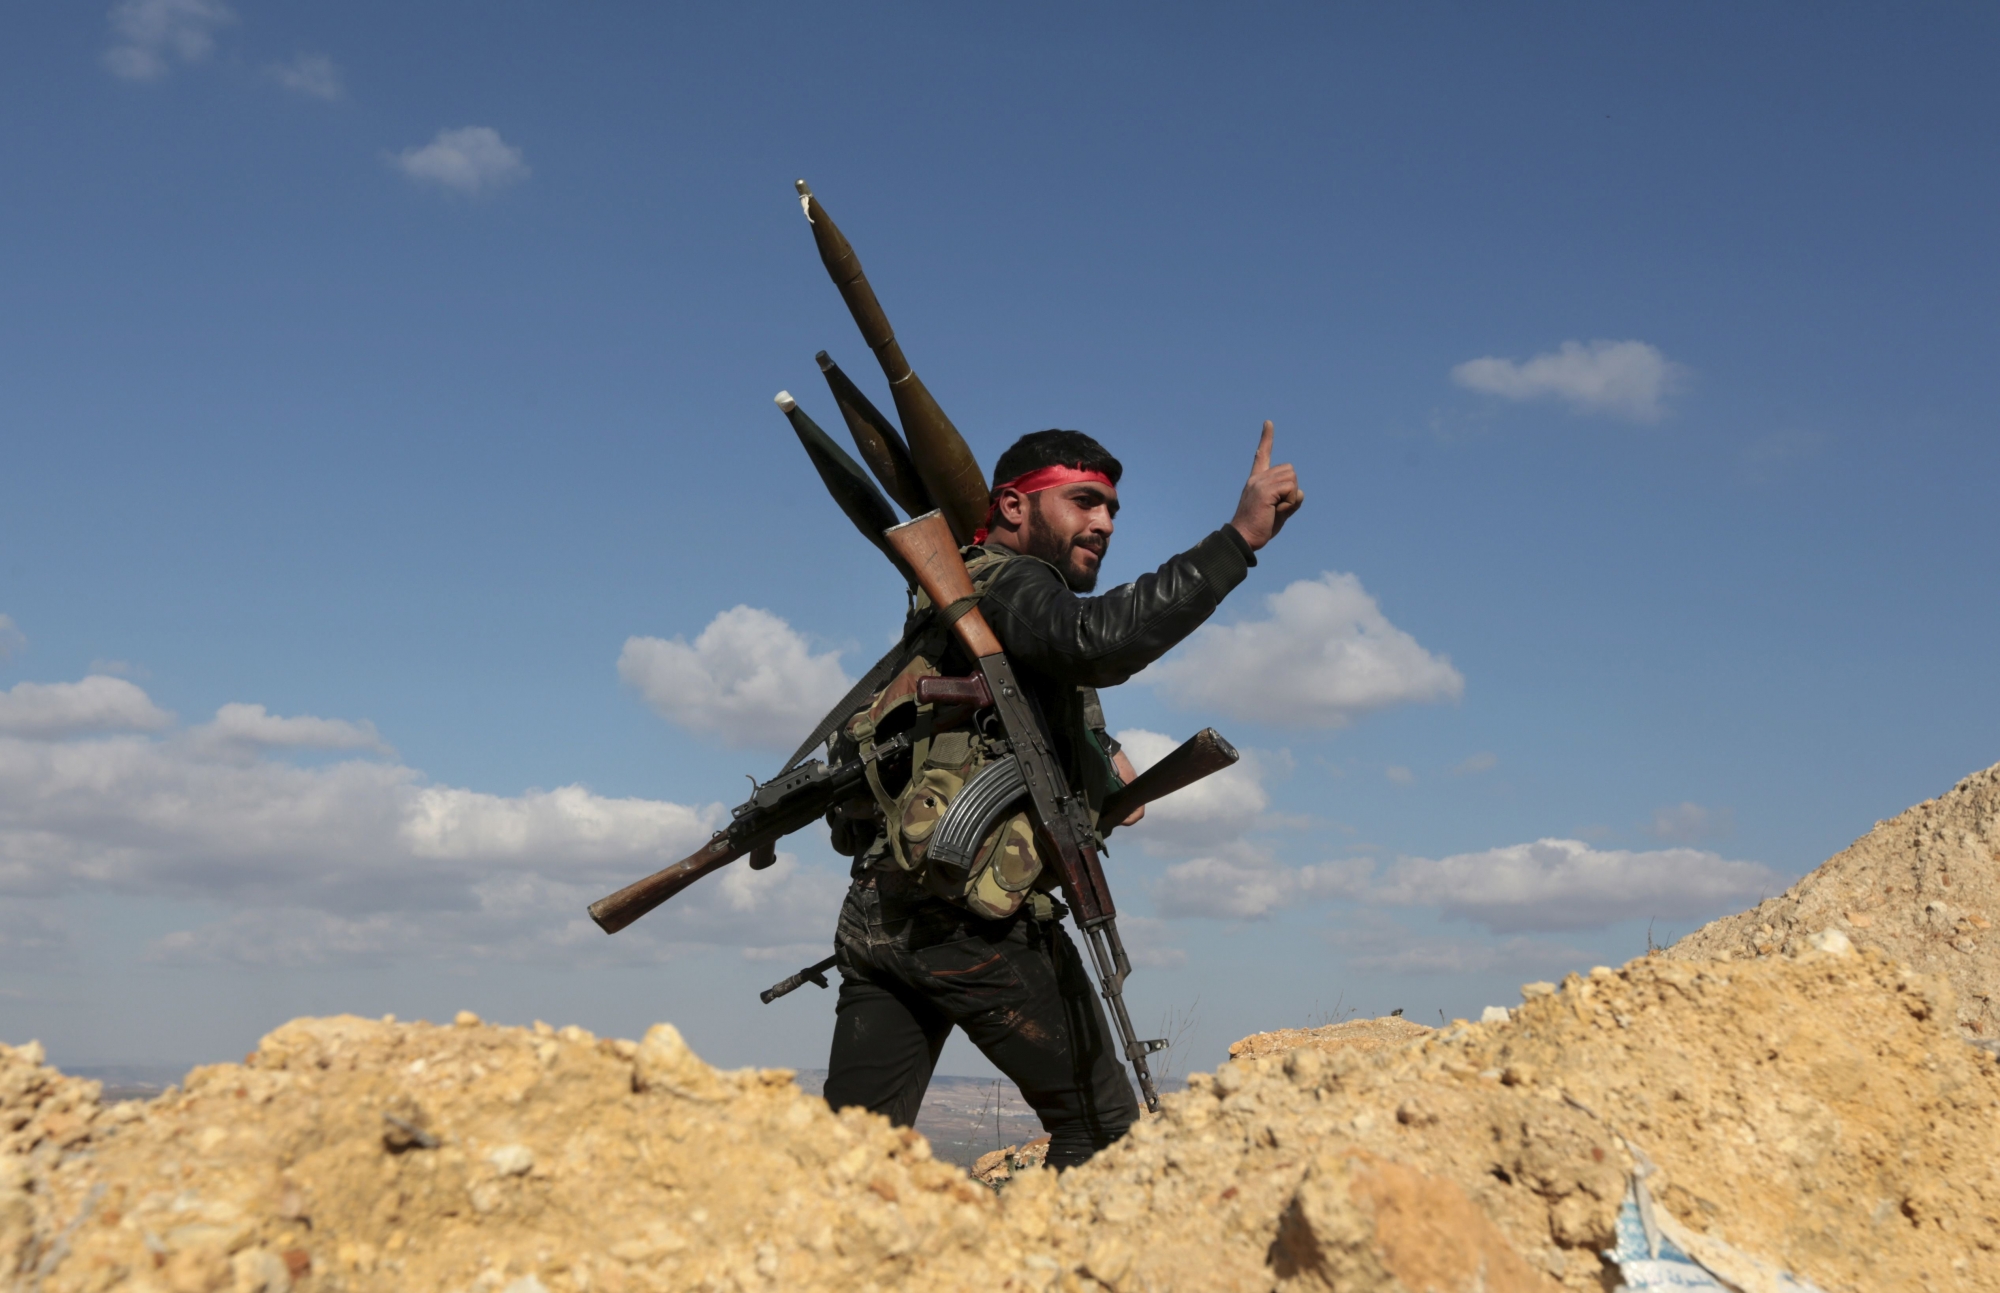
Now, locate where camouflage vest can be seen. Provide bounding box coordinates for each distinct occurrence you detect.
[840,546,1100,920]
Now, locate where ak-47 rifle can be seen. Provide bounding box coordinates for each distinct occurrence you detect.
[586,753,880,936]
[587,680,1237,942]
[881,509,1170,1112]
[754,713,1237,1012]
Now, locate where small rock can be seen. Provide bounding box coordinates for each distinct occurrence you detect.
[1480,1006,1511,1024]
[1808,929,1854,956]
[232,1246,294,1293]
[1084,1238,1134,1286]
[1520,982,1556,999]
[632,1024,724,1100]
[454,1011,482,1028]
[488,1144,534,1176]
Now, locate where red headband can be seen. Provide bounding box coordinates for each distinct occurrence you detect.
[972,465,1116,544]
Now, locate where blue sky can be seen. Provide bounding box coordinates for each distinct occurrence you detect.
[2,2,1996,1081]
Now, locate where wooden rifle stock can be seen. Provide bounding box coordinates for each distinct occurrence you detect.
[1098,729,1240,837]
[588,835,743,935]
[589,750,882,935]
[795,181,989,545]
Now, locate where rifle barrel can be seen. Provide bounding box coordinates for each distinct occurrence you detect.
[759,955,839,1005]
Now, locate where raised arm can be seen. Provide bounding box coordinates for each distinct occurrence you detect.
[981,420,1303,687]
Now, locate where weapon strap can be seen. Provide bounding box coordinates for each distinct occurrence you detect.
[778,551,1003,774]
[778,640,911,774]
[936,593,984,629]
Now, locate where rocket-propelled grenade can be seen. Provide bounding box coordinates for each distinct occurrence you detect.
[774,391,913,584]
[817,351,932,519]
[795,180,989,545]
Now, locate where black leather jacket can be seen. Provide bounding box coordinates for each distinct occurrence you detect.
[941,526,1257,796]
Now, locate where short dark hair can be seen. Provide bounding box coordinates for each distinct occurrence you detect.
[991,430,1123,493]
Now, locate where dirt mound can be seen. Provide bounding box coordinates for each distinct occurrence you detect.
[1670,758,2000,1040]
[10,943,1996,1292]
[1024,945,1999,1292]
[1228,1016,1434,1061]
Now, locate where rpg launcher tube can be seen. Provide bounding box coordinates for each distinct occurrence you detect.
[774,392,912,583]
[817,351,932,518]
[795,180,989,545]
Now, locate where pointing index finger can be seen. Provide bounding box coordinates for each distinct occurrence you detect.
[1252,420,1274,473]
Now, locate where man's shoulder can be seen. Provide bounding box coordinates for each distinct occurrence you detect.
[968,543,1066,593]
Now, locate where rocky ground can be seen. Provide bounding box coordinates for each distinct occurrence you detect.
[1671,759,2000,1042]
[6,759,2000,1292]
[8,943,1996,1292]
[1225,1017,1434,1062]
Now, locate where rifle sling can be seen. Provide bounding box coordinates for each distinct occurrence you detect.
[776,590,986,774]
[777,640,910,774]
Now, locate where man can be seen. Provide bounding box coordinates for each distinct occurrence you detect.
[822,421,1302,1167]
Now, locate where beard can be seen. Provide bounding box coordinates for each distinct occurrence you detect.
[1025,494,1106,593]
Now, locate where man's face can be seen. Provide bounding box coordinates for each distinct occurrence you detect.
[1022,482,1119,592]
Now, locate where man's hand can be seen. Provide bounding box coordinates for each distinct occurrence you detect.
[1228,420,1304,552]
[1110,749,1145,827]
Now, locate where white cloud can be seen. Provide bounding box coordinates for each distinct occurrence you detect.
[619,607,852,751]
[103,0,233,82]
[0,617,23,662]
[0,674,847,965]
[391,127,530,195]
[1363,838,1775,933]
[1151,573,1463,728]
[146,849,843,969]
[267,54,342,100]
[1326,925,1587,977]
[0,676,172,738]
[190,702,389,756]
[1112,729,1270,851]
[1385,765,1415,786]
[1149,834,1771,934]
[1451,339,1684,422]
[1152,847,1364,921]
[1643,802,1734,843]
[1154,849,1293,921]
[1452,752,1497,776]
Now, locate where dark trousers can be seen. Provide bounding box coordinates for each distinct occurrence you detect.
[822,874,1139,1170]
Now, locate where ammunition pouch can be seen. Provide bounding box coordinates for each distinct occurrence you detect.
[842,547,1049,920]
